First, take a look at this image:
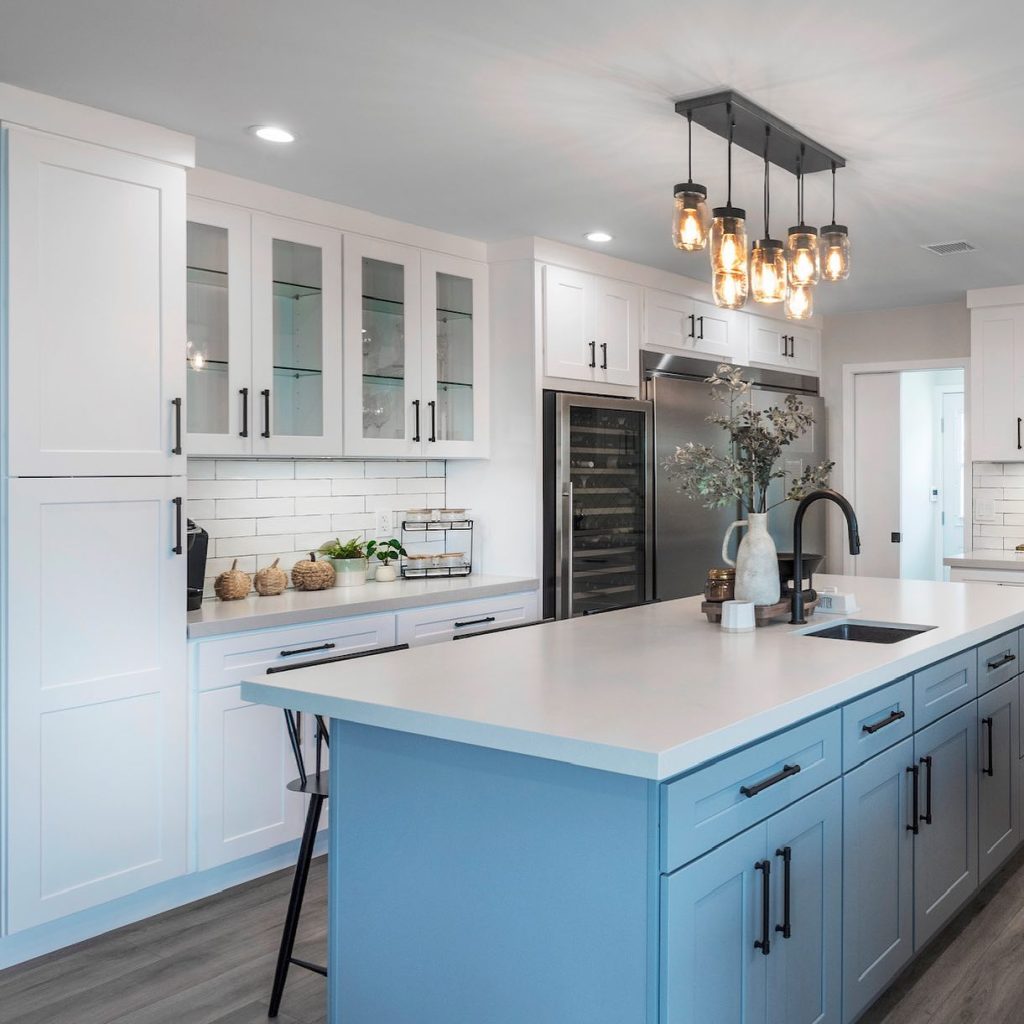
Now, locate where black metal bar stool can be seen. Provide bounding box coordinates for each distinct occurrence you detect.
[265,642,409,1018]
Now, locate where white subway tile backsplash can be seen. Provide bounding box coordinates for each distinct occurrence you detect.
[971,462,1024,555]
[188,457,447,595]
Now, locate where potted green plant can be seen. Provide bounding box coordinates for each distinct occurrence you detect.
[366,537,407,582]
[318,536,368,588]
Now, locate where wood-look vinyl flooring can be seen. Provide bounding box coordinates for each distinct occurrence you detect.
[4,846,1024,1023]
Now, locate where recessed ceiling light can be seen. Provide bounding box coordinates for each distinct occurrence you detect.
[249,125,295,144]
[585,231,613,243]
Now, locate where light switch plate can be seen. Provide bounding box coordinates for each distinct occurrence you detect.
[376,510,394,537]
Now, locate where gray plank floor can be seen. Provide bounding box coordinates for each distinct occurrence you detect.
[4,846,1024,1023]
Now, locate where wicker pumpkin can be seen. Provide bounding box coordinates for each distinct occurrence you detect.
[214,559,251,601]
[291,552,335,591]
[254,557,288,597]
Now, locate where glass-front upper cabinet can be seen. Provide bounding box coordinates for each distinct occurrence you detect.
[343,236,422,457]
[252,214,342,456]
[185,199,252,455]
[420,253,489,458]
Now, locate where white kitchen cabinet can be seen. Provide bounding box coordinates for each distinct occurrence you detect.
[395,590,539,646]
[4,126,186,476]
[6,476,188,931]
[542,265,640,388]
[748,316,820,375]
[343,237,490,458]
[643,288,748,363]
[185,198,253,455]
[252,213,343,456]
[970,304,1024,462]
[978,678,1020,883]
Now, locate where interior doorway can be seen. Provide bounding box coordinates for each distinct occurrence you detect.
[845,363,966,581]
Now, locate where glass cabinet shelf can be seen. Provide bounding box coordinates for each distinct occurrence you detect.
[273,279,322,300]
[363,373,473,389]
[184,358,321,379]
[363,294,473,322]
[187,265,228,288]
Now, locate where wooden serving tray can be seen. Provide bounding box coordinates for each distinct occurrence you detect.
[702,596,817,626]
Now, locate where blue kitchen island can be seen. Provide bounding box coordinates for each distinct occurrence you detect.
[242,576,1024,1023]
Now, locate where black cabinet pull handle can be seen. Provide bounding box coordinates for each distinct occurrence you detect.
[267,643,409,674]
[261,389,271,438]
[862,709,906,734]
[453,615,496,629]
[280,642,336,659]
[697,315,705,340]
[987,652,1016,670]
[172,496,183,555]
[983,718,995,777]
[1018,417,1021,450]
[600,342,608,369]
[588,340,597,368]
[775,846,792,939]
[780,335,788,358]
[754,860,771,956]
[688,313,695,338]
[740,763,801,798]
[790,335,795,357]
[907,763,919,834]
[412,399,421,442]
[172,397,183,455]
[239,387,249,438]
[920,755,933,824]
[428,399,437,442]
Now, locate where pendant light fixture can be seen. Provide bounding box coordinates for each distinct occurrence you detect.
[710,106,748,310]
[672,111,711,251]
[785,151,820,288]
[750,127,787,304]
[820,162,851,281]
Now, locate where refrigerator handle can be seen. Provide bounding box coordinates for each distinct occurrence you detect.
[562,481,574,619]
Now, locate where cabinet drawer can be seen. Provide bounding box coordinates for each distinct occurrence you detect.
[842,677,914,771]
[395,590,539,647]
[194,613,397,692]
[978,630,1020,696]
[660,710,841,872]
[914,650,977,729]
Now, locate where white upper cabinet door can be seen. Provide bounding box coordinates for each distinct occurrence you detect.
[692,299,748,364]
[543,265,593,382]
[185,198,253,456]
[420,252,490,458]
[592,276,641,387]
[749,316,820,376]
[251,214,343,456]
[787,325,821,375]
[643,288,695,351]
[971,306,1024,463]
[6,476,187,931]
[343,235,423,457]
[5,126,186,476]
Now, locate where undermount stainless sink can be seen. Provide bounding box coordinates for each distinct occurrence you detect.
[802,621,936,644]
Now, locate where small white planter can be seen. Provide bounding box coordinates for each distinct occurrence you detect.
[374,563,398,583]
[331,557,368,588]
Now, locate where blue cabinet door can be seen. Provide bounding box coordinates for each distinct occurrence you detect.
[661,823,769,1024]
[913,700,978,949]
[978,679,1018,883]
[766,780,842,1024]
[842,737,915,1024]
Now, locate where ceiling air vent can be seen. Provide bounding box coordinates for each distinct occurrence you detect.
[922,240,977,256]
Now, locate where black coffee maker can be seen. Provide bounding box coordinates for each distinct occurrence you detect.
[187,519,209,611]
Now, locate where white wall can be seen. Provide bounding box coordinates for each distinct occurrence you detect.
[821,302,970,570]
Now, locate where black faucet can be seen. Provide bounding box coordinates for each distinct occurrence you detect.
[791,489,861,624]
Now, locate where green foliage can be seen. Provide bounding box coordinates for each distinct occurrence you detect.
[366,537,407,566]
[318,536,366,560]
[665,364,834,514]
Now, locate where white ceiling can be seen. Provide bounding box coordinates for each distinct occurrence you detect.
[2,0,1023,313]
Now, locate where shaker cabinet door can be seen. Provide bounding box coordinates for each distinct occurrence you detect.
[970,305,1024,463]
[5,127,186,475]
[543,264,594,382]
[978,679,1019,884]
[592,275,640,387]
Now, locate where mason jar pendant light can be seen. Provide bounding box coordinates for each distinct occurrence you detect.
[820,162,851,281]
[750,127,787,304]
[672,110,711,251]
[785,152,820,288]
[710,107,748,310]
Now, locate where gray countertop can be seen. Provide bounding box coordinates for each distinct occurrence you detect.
[188,574,539,639]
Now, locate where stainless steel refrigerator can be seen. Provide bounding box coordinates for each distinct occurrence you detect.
[643,352,827,601]
[543,392,654,619]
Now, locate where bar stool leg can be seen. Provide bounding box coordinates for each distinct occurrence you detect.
[269,793,325,1017]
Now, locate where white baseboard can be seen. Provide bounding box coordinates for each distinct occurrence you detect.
[0,833,327,970]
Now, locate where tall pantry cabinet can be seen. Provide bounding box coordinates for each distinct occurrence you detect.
[1,97,192,932]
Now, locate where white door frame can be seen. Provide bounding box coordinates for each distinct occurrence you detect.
[841,358,970,576]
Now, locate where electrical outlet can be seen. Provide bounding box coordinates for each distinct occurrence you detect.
[375,510,394,537]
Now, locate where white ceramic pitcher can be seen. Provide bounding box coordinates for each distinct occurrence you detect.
[721,512,781,606]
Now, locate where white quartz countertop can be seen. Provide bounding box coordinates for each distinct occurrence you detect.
[944,550,1024,571]
[188,574,539,639]
[240,575,1024,781]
